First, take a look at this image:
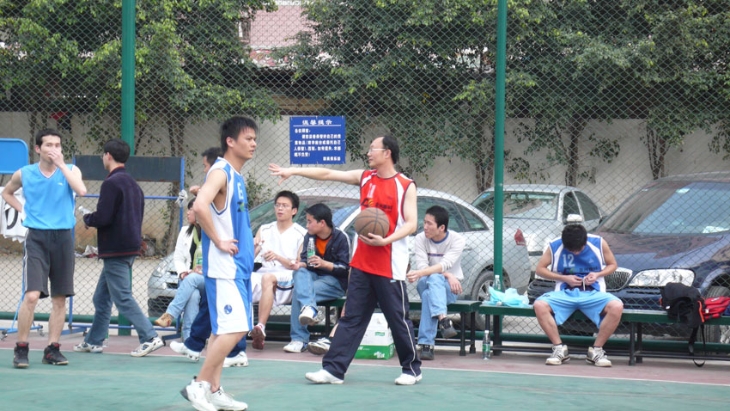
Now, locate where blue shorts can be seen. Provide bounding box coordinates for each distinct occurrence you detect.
[536,289,619,327]
[205,276,252,335]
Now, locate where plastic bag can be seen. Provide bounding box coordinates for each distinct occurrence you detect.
[175,190,188,207]
[483,286,530,307]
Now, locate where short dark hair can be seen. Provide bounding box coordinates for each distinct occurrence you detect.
[103,139,131,163]
[220,116,258,154]
[381,134,400,164]
[562,224,588,252]
[201,147,222,166]
[275,190,300,214]
[426,205,449,231]
[35,128,62,147]
[305,203,333,229]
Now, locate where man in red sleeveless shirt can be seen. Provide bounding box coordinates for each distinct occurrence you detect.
[269,135,422,385]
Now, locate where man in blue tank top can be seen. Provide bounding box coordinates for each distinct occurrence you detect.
[1,129,87,369]
[534,221,623,367]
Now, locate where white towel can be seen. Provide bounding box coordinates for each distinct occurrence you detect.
[0,187,28,242]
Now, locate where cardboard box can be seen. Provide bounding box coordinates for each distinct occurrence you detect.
[355,313,395,360]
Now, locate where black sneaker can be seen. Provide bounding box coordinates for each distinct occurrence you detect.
[14,342,29,369]
[42,343,69,365]
[420,345,434,361]
[438,318,458,339]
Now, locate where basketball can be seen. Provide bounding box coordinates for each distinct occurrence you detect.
[354,207,390,238]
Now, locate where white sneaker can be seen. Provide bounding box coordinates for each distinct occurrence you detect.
[308,337,331,356]
[223,352,249,368]
[283,341,308,353]
[74,341,103,353]
[170,341,201,361]
[545,344,570,365]
[394,373,423,385]
[305,369,343,384]
[209,387,248,411]
[587,346,612,367]
[131,336,164,357]
[180,379,216,411]
[298,305,318,326]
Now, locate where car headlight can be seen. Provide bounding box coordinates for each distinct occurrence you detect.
[629,269,694,287]
[151,263,167,278]
[151,256,174,278]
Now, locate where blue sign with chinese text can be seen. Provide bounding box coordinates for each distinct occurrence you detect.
[289,116,346,164]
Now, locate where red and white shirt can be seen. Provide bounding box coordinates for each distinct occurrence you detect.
[350,169,413,280]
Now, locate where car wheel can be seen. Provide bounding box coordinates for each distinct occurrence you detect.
[465,270,511,331]
[704,285,730,345]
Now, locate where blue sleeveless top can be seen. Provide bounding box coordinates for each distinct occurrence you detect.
[547,234,606,292]
[21,164,76,229]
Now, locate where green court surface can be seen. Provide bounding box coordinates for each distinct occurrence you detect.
[0,350,729,411]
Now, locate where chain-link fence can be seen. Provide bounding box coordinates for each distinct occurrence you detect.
[1,1,729,344]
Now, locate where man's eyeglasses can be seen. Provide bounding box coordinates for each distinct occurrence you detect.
[367,148,387,153]
[274,203,292,209]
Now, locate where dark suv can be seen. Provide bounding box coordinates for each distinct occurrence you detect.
[528,172,730,343]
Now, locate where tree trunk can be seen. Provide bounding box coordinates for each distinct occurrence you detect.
[475,128,495,192]
[160,117,187,255]
[564,115,587,187]
[645,126,667,180]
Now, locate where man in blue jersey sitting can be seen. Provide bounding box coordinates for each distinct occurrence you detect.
[533,217,623,367]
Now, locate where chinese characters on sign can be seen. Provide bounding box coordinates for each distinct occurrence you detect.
[289,116,346,165]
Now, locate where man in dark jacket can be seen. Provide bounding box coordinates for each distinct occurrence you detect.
[74,139,163,357]
[283,203,350,353]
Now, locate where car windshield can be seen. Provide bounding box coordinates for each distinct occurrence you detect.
[473,191,558,220]
[249,196,360,234]
[600,181,730,235]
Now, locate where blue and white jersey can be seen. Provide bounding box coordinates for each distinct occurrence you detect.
[20,164,76,229]
[202,158,254,281]
[546,234,606,292]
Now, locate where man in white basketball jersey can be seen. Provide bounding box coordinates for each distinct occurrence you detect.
[180,117,257,411]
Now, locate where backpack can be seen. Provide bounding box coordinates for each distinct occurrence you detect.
[659,283,705,328]
[702,296,730,321]
[659,282,706,366]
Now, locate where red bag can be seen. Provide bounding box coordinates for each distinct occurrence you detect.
[702,296,730,321]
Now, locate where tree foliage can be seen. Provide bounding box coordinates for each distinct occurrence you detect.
[287,0,729,188]
[0,0,280,156]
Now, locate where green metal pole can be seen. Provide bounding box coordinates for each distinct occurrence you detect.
[121,0,135,156]
[493,0,507,291]
[119,0,136,335]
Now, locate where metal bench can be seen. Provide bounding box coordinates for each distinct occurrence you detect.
[478,304,730,365]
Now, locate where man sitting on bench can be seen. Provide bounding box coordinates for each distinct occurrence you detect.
[250,190,307,350]
[533,217,623,367]
[406,205,465,360]
[283,203,350,353]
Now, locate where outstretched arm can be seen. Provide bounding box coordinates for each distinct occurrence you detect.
[269,163,363,186]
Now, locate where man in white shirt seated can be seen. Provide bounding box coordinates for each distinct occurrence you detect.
[249,190,306,350]
[406,205,465,360]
